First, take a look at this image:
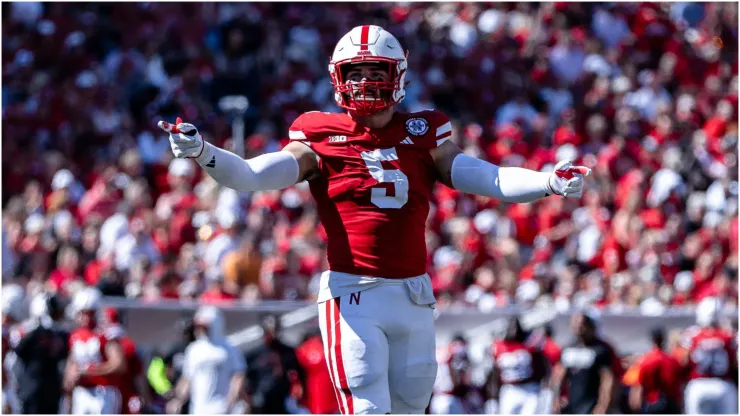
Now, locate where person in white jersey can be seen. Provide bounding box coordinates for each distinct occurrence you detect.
[166,306,246,414]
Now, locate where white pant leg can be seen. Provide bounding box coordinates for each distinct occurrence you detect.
[719,379,739,414]
[319,294,391,414]
[500,383,540,415]
[72,387,98,414]
[97,387,122,414]
[3,387,21,414]
[429,393,466,414]
[519,384,541,415]
[484,399,499,414]
[385,285,437,414]
[685,378,739,414]
[537,387,554,414]
[72,386,121,415]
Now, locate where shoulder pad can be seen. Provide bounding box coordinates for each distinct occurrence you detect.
[288,111,353,143]
[103,325,126,341]
[403,109,452,147]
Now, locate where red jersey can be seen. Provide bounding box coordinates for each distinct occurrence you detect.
[636,347,682,405]
[542,336,562,368]
[295,335,339,415]
[69,327,119,387]
[681,326,737,381]
[492,340,545,385]
[105,325,143,414]
[288,110,452,278]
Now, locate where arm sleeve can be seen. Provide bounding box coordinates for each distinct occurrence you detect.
[450,153,552,203]
[194,143,300,193]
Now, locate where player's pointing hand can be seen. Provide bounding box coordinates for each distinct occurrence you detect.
[547,160,591,198]
[158,117,206,159]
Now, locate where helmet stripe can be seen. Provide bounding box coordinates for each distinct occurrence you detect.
[360,25,370,50]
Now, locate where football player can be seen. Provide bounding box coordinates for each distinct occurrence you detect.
[64,288,127,414]
[489,318,547,414]
[430,334,473,414]
[101,307,152,414]
[678,297,737,414]
[159,25,590,414]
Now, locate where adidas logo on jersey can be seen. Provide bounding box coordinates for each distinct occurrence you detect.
[400,137,414,145]
[328,135,347,143]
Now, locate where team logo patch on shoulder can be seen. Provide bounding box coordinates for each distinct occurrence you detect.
[405,117,430,136]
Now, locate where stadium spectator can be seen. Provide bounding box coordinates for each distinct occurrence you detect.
[2,2,736,308]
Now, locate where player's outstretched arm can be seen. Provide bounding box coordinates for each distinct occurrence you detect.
[430,141,590,202]
[158,118,319,192]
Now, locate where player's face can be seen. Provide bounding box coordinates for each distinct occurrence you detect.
[77,310,96,329]
[345,63,390,101]
[505,318,524,342]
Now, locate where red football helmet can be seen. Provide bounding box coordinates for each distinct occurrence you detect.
[329,25,408,116]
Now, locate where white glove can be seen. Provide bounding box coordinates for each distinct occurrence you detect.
[546,160,591,198]
[158,117,206,160]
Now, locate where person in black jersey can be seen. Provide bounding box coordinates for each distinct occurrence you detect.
[551,312,615,414]
[246,314,305,414]
[13,294,69,414]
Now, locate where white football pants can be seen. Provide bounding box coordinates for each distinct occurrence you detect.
[318,279,438,414]
[684,378,738,414]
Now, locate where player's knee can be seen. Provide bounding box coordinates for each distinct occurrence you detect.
[343,338,387,392]
[347,365,385,394]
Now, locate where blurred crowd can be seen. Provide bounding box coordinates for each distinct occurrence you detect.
[2,2,739,315]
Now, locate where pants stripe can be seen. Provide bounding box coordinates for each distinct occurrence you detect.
[332,297,355,414]
[324,301,345,413]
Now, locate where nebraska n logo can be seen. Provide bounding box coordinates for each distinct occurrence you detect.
[349,292,361,305]
[205,156,216,168]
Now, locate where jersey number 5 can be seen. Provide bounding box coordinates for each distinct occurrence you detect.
[360,148,409,209]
